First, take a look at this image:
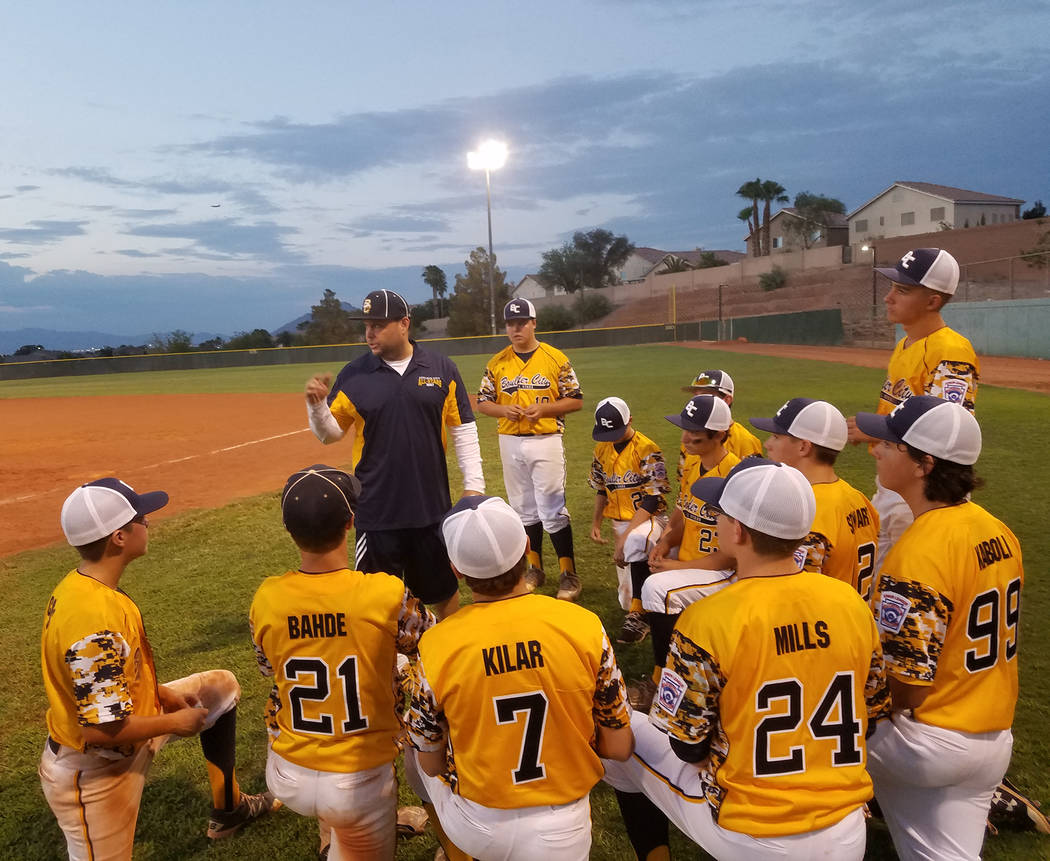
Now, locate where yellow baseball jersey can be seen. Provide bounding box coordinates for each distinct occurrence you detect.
[874,502,1022,733]
[676,422,761,475]
[801,479,880,602]
[478,342,582,436]
[878,326,978,415]
[407,594,630,808]
[250,568,433,773]
[678,452,740,560]
[651,572,890,836]
[589,430,670,522]
[41,571,161,759]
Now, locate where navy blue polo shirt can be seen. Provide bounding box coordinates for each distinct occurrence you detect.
[327,342,475,530]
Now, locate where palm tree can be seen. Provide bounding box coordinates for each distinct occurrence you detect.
[736,180,763,256]
[759,180,789,258]
[737,207,756,249]
[422,265,448,316]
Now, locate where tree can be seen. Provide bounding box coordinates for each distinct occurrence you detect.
[226,329,274,350]
[446,247,511,337]
[696,251,729,268]
[197,336,226,350]
[154,330,194,353]
[537,305,576,332]
[538,242,584,294]
[1023,200,1046,219]
[14,344,44,356]
[573,291,612,325]
[781,191,847,250]
[538,229,634,294]
[736,180,764,256]
[660,255,694,273]
[758,266,788,291]
[759,179,789,258]
[422,265,449,316]
[298,289,362,346]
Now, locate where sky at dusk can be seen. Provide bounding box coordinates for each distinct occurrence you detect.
[2,0,1048,338]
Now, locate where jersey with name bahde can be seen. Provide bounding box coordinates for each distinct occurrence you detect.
[407,593,630,809]
[41,570,161,758]
[477,342,582,436]
[250,567,432,773]
[677,451,741,560]
[327,343,475,530]
[878,326,979,415]
[800,479,880,603]
[676,422,762,477]
[874,501,1022,733]
[651,572,890,837]
[589,430,670,522]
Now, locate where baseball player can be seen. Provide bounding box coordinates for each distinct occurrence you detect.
[476,297,584,601]
[844,248,978,570]
[855,397,1026,860]
[304,289,485,620]
[679,368,762,462]
[249,465,435,860]
[603,458,890,861]
[751,397,881,602]
[40,478,276,860]
[588,396,670,644]
[405,495,634,860]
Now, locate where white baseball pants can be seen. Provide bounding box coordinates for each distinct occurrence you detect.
[641,567,734,615]
[612,516,666,610]
[499,434,570,532]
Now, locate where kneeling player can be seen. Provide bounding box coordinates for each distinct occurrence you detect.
[604,458,889,861]
[406,495,634,860]
[249,465,435,860]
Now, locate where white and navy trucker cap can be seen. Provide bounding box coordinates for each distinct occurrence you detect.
[350,289,410,320]
[442,495,528,579]
[683,368,734,397]
[503,297,537,321]
[750,398,848,451]
[854,395,981,465]
[593,397,631,442]
[665,394,733,432]
[61,478,169,546]
[691,457,816,540]
[875,248,960,296]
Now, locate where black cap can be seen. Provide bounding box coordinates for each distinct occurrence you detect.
[281,465,361,534]
[349,289,410,320]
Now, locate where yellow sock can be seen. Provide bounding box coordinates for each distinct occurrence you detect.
[558,556,575,575]
[629,598,643,613]
[526,550,542,570]
[645,846,671,861]
[205,761,241,810]
[423,802,473,860]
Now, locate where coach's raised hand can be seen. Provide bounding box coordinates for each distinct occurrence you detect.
[305,373,332,405]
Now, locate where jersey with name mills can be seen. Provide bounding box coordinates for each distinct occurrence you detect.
[677,452,740,560]
[589,429,669,522]
[651,572,890,837]
[249,568,433,773]
[407,594,630,809]
[327,343,475,530]
[800,479,880,603]
[878,326,979,414]
[477,342,582,436]
[41,571,161,759]
[874,501,1022,733]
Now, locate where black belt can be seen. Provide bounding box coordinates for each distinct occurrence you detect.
[47,736,60,754]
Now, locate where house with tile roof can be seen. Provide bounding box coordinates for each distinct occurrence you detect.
[618,247,746,282]
[848,182,1024,243]
[515,273,565,300]
[743,207,849,256]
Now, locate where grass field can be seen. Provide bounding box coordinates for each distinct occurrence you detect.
[2,343,1048,860]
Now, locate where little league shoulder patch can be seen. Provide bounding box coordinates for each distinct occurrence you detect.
[655,668,689,715]
[941,378,968,404]
[879,592,912,634]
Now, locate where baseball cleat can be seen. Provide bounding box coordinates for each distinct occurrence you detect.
[627,677,657,713]
[207,791,280,839]
[524,566,546,591]
[616,611,650,644]
[556,571,582,601]
[396,804,429,838]
[988,776,1050,834]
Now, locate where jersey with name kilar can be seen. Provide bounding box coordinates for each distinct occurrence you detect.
[41,571,161,759]
[250,568,432,773]
[651,572,890,837]
[878,326,978,415]
[874,501,1022,733]
[327,344,475,530]
[677,452,740,560]
[801,479,880,603]
[477,342,582,436]
[407,594,630,809]
[590,430,669,522]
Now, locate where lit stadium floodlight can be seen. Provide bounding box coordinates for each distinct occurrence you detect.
[468,140,509,334]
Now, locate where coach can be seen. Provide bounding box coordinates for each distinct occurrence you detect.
[304,289,484,619]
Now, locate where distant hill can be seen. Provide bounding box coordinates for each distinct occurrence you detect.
[273,301,360,335]
[0,328,224,355]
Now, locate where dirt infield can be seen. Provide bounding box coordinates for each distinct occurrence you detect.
[0,392,350,558]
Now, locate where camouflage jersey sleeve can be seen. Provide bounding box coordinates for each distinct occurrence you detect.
[927,360,977,412]
[557,360,583,399]
[799,531,832,574]
[247,617,274,677]
[641,449,670,514]
[396,590,436,658]
[405,661,446,753]
[593,629,631,729]
[588,454,607,493]
[65,630,134,725]
[649,627,724,746]
[477,364,498,404]
[877,576,952,684]
[865,644,892,735]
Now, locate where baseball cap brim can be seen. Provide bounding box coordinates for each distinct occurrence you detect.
[875,265,926,287]
[134,490,170,516]
[593,425,626,442]
[749,417,785,435]
[853,411,901,444]
[690,474,728,509]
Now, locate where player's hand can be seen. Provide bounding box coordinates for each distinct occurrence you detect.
[158,685,199,712]
[613,545,627,567]
[649,540,669,568]
[169,705,208,737]
[522,403,545,421]
[503,404,524,420]
[589,524,607,544]
[305,373,332,405]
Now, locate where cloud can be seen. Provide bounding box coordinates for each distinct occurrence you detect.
[340,214,451,237]
[114,249,162,258]
[116,208,179,218]
[15,185,40,192]
[124,218,303,261]
[0,252,31,259]
[0,220,88,245]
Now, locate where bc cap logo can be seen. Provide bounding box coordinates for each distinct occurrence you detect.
[685,400,698,417]
[900,250,917,269]
[601,417,613,428]
[509,302,520,313]
[363,298,372,313]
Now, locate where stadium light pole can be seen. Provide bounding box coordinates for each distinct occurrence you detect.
[468,140,508,335]
[862,243,877,348]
